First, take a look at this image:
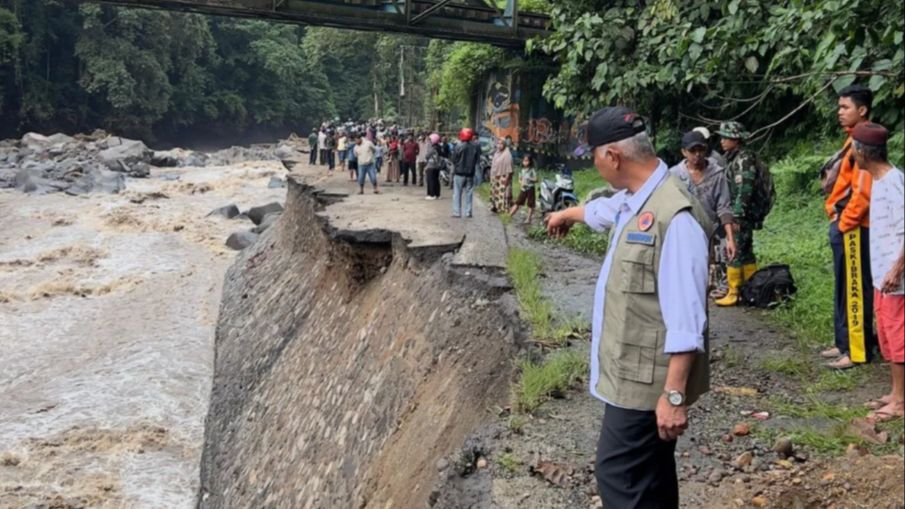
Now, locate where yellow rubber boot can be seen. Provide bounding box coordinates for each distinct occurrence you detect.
[743,263,758,283]
[715,266,743,307]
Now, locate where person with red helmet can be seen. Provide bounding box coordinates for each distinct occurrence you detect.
[452,128,481,218]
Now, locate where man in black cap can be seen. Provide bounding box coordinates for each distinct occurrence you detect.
[546,107,714,508]
[670,130,737,298]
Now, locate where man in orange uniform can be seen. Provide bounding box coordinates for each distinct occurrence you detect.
[822,85,876,369]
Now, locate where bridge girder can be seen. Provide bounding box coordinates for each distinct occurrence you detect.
[83,0,550,47]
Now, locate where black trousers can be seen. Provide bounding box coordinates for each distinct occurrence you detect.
[309,148,317,165]
[401,161,416,185]
[829,222,875,362]
[596,404,678,509]
[426,167,441,198]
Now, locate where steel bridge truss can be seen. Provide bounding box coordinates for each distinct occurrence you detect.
[85,0,549,47]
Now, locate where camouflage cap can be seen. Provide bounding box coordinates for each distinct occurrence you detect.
[715,121,750,140]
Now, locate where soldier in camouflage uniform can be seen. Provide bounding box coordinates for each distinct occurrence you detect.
[715,121,760,306]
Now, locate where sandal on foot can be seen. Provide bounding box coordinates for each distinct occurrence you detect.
[820,347,842,359]
[825,356,855,370]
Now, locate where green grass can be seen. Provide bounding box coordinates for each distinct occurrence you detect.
[810,368,867,392]
[507,414,527,434]
[506,248,581,343]
[759,356,814,378]
[515,349,588,413]
[721,344,743,368]
[496,452,522,474]
[768,395,867,421]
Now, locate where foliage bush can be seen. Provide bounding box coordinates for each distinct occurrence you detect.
[533,0,904,139]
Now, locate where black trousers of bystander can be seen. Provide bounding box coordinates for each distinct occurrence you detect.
[595,404,679,509]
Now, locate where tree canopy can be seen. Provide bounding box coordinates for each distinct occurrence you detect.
[533,0,904,141]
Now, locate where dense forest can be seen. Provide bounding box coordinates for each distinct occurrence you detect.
[1,0,902,148]
[0,1,462,145]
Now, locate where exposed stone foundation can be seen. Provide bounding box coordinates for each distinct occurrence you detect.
[199,177,522,508]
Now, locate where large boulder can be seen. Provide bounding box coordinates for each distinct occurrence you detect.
[247,202,284,225]
[208,204,241,220]
[251,212,281,234]
[225,231,260,251]
[275,144,296,160]
[65,167,126,196]
[151,150,180,168]
[181,152,209,168]
[98,138,152,177]
[15,168,69,194]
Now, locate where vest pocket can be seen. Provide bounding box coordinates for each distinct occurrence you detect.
[620,259,656,293]
[614,331,657,384]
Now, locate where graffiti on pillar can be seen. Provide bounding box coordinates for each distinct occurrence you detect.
[526,117,555,145]
[480,75,520,144]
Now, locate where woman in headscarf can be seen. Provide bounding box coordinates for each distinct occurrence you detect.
[489,138,513,213]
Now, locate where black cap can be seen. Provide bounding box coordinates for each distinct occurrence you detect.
[574,106,647,157]
[681,131,708,150]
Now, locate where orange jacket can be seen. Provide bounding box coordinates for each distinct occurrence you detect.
[825,128,872,232]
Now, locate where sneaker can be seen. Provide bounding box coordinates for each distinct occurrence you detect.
[425,196,433,200]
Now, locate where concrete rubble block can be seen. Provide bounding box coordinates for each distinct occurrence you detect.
[225,231,260,250]
[251,212,281,234]
[98,138,152,177]
[267,176,286,189]
[247,202,284,225]
[208,204,241,220]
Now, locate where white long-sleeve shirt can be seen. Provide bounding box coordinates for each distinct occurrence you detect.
[583,161,710,406]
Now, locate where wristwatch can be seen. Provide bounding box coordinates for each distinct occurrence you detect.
[664,390,685,406]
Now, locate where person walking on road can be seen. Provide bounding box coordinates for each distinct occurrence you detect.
[489,138,513,214]
[417,133,431,187]
[317,128,327,167]
[714,121,770,307]
[850,122,904,420]
[821,85,877,370]
[670,130,737,298]
[402,135,419,186]
[424,133,443,200]
[386,135,401,183]
[452,128,480,218]
[337,132,348,171]
[325,129,336,173]
[354,135,379,195]
[545,107,713,509]
[308,129,319,166]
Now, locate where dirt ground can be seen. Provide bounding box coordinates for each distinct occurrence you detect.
[432,221,904,509]
[0,161,287,508]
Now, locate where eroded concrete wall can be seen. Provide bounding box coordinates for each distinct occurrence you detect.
[199,178,522,508]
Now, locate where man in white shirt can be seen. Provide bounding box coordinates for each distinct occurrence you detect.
[353,135,379,195]
[317,129,327,167]
[851,122,904,421]
[546,107,713,508]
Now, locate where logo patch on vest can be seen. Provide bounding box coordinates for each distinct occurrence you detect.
[626,232,655,245]
[638,212,654,231]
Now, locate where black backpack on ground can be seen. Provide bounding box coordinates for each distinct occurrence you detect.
[739,264,797,308]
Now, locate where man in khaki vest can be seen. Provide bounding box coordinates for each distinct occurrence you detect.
[547,107,714,508]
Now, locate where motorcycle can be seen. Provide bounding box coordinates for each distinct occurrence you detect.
[439,157,453,186]
[540,164,579,213]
